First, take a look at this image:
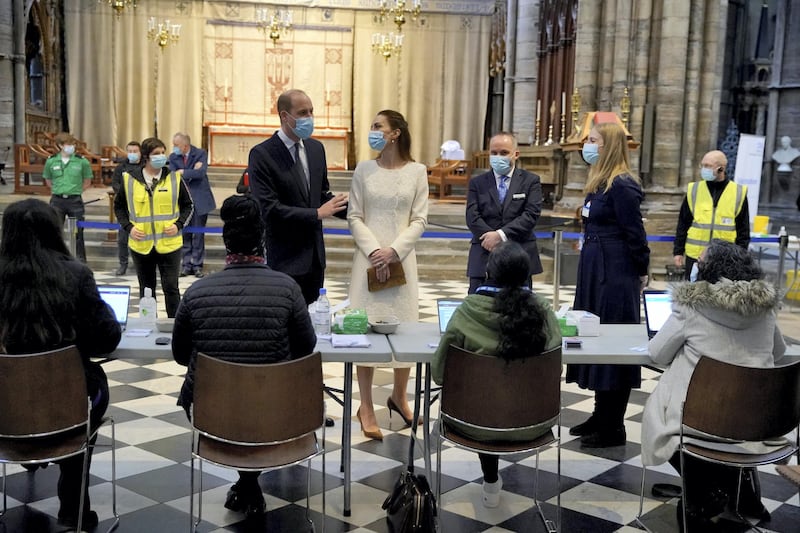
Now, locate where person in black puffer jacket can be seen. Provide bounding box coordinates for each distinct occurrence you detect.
[172,194,316,517]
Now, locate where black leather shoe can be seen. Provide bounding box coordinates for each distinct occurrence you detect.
[325,417,335,427]
[194,270,205,278]
[115,264,127,276]
[57,509,98,530]
[225,483,266,517]
[580,428,627,448]
[569,415,598,436]
[180,269,192,277]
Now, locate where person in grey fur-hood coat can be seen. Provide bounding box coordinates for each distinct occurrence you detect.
[641,277,785,467]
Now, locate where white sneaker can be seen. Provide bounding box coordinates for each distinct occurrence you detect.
[482,476,503,508]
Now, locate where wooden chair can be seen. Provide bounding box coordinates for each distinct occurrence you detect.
[13,144,49,194]
[435,345,562,532]
[190,351,326,531]
[636,356,800,532]
[0,346,119,532]
[426,159,471,202]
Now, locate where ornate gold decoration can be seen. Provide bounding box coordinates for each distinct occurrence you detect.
[378,0,422,32]
[147,18,181,50]
[256,8,293,45]
[101,0,136,19]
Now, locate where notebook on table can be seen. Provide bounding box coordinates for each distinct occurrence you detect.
[643,289,672,339]
[98,285,131,331]
[436,298,463,335]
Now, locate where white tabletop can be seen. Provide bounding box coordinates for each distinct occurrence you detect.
[113,318,393,363]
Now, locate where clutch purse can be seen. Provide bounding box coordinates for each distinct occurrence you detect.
[367,262,407,292]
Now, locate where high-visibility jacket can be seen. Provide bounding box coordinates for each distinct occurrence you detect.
[685,180,746,259]
[123,171,183,255]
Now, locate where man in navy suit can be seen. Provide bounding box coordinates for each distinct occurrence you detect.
[248,89,348,305]
[169,132,216,278]
[466,132,543,294]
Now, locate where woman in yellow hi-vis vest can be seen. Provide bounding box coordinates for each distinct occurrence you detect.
[114,137,194,317]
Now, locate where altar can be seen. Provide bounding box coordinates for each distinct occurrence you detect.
[204,123,350,170]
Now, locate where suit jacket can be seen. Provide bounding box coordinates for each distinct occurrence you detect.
[465,167,543,277]
[168,145,216,216]
[249,132,341,277]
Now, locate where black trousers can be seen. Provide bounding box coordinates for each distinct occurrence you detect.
[478,454,499,483]
[117,226,129,266]
[50,195,86,261]
[669,452,761,513]
[130,248,182,317]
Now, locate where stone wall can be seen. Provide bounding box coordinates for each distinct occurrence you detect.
[0,0,14,154]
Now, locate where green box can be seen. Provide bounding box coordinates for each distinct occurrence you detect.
[558,317,577,337]
[331,308,369,334]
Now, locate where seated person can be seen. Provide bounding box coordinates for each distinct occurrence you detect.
[0,199,121,530]
[172,194,316,517]
[432,241,561,508]
[641,239,785,530]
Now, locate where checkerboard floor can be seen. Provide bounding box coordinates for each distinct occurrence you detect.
[2,272,798,532]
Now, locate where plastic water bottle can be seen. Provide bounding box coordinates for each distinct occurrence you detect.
[315,288,331,336]
[139,287,157,326]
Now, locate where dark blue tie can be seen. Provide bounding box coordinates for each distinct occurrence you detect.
[498,175,509,203]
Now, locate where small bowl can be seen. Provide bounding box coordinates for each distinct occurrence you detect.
[155,318,174,333]
[369,315,400,334]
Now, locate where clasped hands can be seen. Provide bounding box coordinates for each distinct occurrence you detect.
[130,223,178,241]
[369,247,399,283]
[479,230,503,252]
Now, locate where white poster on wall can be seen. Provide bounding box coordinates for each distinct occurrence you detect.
[733,134,765,222]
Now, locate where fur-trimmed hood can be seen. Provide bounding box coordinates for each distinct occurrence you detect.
[669,279,780,329]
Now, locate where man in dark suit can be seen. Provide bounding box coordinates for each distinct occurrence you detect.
[169,132,216,278]
[248,89,348,305]
[466,132,543,294]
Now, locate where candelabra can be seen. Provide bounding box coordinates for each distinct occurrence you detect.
[544,101,556,145]
[378,0,422,32]
[571,87,581,135]
[256,8,293,45]
[101,0,136,18]
[147,17,181,49]
[372,32,404,61]
[620,86,631,129]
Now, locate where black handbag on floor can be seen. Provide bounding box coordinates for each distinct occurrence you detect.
[381,371,437,532]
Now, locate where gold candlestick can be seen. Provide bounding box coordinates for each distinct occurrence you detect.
[544,124,555,146]
[620,86,631,129]
[571,87,581,135]
[534,118,541,146]
[560,112,567,144]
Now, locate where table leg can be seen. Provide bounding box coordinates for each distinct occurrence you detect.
[423,363,432,481]
[343,361,352,517]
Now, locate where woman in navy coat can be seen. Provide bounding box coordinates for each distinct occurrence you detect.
[566,122,650,448]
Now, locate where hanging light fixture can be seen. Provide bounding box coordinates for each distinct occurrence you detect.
[147,17,182,50]
[255,8,293,45]
[372,32,403,61]
[101,0,137,19]
[378,0,422,32]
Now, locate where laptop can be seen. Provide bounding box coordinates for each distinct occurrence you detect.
[98,285,131,331]
[643,289,672,339]
[437,298,463,334]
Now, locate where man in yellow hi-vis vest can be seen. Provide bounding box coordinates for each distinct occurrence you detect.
[673,150,750,280]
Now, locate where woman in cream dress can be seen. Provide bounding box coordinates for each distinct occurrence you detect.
[348,110,429,440]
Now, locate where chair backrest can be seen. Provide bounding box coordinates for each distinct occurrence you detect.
[441,345,562,430]
[192,351,324,444]
[683,356,800,441]
[0,346,88,437]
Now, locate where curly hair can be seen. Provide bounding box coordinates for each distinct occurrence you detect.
[698,239,762,283]
[486,242,548,361]
[220,194,265,256]
[0,199,76,351]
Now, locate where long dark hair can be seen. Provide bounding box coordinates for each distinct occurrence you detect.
[0,199,76,351]
[486,241,548,361]
[377,109,413,162]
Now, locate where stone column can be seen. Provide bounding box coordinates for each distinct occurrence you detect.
[510,0,540,143]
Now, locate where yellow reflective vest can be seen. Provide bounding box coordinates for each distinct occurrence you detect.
[685,180,747,260]
[123,171,183,255]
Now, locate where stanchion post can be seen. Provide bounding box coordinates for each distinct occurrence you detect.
[66,216,78,257]
[778,226,788,298]
[553,230,562,308]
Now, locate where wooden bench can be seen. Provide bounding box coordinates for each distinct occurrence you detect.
[427,159,472,203]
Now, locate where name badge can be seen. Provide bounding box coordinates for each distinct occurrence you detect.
[721,217,733,225]
[581,201,591,218]
[53,165,62,171]
[512,193,526,200]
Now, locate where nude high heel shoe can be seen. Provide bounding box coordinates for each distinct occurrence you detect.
[356,407,383,441]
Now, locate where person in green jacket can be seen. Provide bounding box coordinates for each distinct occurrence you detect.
[432,240,561,508]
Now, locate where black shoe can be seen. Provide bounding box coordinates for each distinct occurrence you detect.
[224,483,266,517]
[325,417,335,427]
[194,270,205,279]
[57,509,98,530]
[580,428,627,448]
[115,264,127,276]
[180,269,193,277]
[569,415,598,436]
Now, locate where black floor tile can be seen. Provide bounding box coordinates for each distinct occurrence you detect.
[117,463,228,503]
[137,433,193,464]
[499,463,584,501]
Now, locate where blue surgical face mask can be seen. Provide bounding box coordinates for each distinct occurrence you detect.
[127,152,141,164]
[289,115,314,139]
[700,167,716,181]
[582,143,600,165]
[368,131,387,151]
[689,262,699,282]
[62,145,75,156]
[172,146,182,156]
[489,155,512,175]
[150,154,168,169]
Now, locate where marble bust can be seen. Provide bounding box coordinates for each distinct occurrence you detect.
[773,136,800,172]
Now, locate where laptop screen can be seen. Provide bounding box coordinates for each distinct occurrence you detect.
[98,285,131,328]
[437,299,463,334]
[643,290,672,339]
